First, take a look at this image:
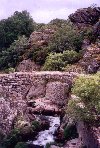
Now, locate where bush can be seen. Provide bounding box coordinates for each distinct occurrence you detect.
[48,24,83,53]
[43,50,81,71]
[43,53,66,71]
[62,50,81,64]
[31,121,40,131]
[31,47,49,65]
[4,68,15,74]
[67,73,100,122]
[64,124,78,140]
[0,36,28,70]
[2,129,21,148]
[15,142,28,148]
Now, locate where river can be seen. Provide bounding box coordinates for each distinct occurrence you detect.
[31,116,60,148]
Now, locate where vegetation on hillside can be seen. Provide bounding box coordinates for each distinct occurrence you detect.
[43,50,81,71]
[67,72,100,123]
[0,6,99,71]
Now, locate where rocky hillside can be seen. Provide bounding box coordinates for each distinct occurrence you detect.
[0,5,100,148]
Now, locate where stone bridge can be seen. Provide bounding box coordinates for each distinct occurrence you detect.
[0,71,76,105]
[0,71,77,134]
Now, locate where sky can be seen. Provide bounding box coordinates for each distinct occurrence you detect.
[0,0,100,23]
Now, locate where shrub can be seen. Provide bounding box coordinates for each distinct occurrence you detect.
[43,50,81,71]
[31,47,49,65]
[2,129,21,148]
[62,50,81,64]
[64,124,78,140]
[15,142,28,148]
[0,35,28,70]
[67,73,100,122]
[4,68,15,74]
[48,24,83,53]
[43,53,67,71]
[31,121,40,131]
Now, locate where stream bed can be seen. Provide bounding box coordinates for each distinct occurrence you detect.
[29,116,60,148]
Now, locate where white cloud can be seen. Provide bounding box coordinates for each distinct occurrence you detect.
[0,0,99,22]
[32,8,76,23]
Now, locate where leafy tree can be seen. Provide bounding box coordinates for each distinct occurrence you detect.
[67,73,100,122]
[0,10,35,48]
[0,36,29,70]
[48,24,84,53]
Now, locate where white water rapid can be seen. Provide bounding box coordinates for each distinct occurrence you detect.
[32,116,60,147]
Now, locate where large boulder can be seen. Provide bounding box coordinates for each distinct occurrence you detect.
[79,44,100,73]
[46,81,69,106]
[26,78,46,100]
[29,29,55,47]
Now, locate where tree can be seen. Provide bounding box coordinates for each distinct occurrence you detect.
[48,23,84,53]
[0,10,35,48]
[0,36,29,70]
[67,73,100,123]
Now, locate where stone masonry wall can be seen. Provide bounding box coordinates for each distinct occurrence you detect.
[0,72,76,102]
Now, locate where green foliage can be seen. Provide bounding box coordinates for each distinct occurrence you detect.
[31,47,49,65]
[45,142,63,148]
[0,10,35,48]
[48,24,83,53]
[15,142,28,148]
[64,124,78,140]
[2,129,22,148]
[67,73,100,122]
[49,18,70,28]
[4,68,15,74]
[43,50,80,71]
[62,50,81,64]
[0,35,28,70]
[45,142,55,148]
[43,53,66,71]
[31,121,40,131]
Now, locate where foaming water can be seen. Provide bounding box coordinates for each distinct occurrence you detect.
[32,116,60,147]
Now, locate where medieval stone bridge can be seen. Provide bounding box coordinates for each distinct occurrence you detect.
[0,71,77,105]
[0,71,77,134]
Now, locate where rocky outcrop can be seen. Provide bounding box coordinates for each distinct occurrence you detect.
[69,6,100,25]
[69,6,100,42]
[77,121,100,148]
[29,29,55,47]
[0,96,29,135]
[79,44,100,73]
[27,98,62,116]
